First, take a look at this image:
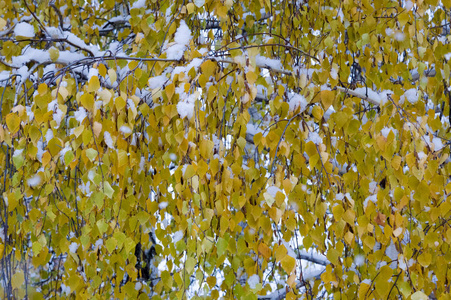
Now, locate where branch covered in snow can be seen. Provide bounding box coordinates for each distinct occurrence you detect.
[298,250,329,266]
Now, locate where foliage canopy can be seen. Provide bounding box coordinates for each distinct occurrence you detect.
[1,0,451,299]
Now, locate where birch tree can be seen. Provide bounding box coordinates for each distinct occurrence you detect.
[0,0,450,299]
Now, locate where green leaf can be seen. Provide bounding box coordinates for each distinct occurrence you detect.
[104,181,114,199]
[86,148,98,161]
[96,219,108,234]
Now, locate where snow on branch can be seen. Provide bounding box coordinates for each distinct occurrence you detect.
[298,250,329,266]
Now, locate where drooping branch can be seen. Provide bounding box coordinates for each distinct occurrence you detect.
[257,269,324,300]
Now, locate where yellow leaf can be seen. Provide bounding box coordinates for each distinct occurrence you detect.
[166,83,175,101]
[274,244,287,261]
[93,121,102,138]
[88,76,100,92]
[411,291,428,300]
[80,93,94,111]
[11,271,24,290]
[38,83,47,95]
[216,5,228,18]
[74,125,84,137]
[0,17,6,30]
[305,141,317,157]
[6,191,18,212]
[312,105,323,119]
[186,3,195,14]
[108,69,117,83]
[104,181,114,199]
[42,151,51,167]
[393,227,403,237]
[117,149,128,167]
[98,64,107,78]
[86,148,98,161]
[115,96,126,111]
[184,164,195,179]
[258,243,271,260]
[320,90,335,110]
[246,71,257,85]
[6,113,20,134]
[418,252,431,267]
[344,231,354,245]
[391,155,401,170]
[201,60,216,79]
[49,47,59,62]
[281,255,296,274]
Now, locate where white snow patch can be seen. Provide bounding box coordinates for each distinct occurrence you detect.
[363,195,377,209]
[14,22,35,38]
[69,242,79,253]
[394,32,405,41]
[13,149,24,157]
[255,55,282,70]
[380,127,398,138]
[28,174,41,187]
[266,186,282,198]
[248,274,259,289]
[104,131,114,149]
[385,28,394,36]
[87,68,99,82]
[330,67,338,80]
[148,75,167,89]
[354,254,365,266]
[369,181,377,193]
[131,0,146,9]
[288,92,308,113]
[306,131,322,145]
[119,125,132,135]
[401,88,419,104]
[74,107,87,123]
[177,92,198,119]
[172,230,184,243]
[159,202,168,209]
[166,20,191,60]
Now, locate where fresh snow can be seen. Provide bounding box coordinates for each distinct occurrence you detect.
[74,107,87,123]
[363,195,377,209]
[394,32,405,41]
[172,230,184,243]
[400,88,419,104]
[104,131,115,149]
[148,75,168,89]
[13,148,23,157]
[166,20,191,60]
[306,131,322,145]
[69,242,79,253]
[255,55,282,70]
[14,22,35,38]
[177,92,198,119]
[266,186,282,198]
[380,127,398,138]
[120,125,132,134]
[353,87,392,106]
[28,174,41,187]
[288,92,308,113]
[247,274,259,289]
[131,0,146,9]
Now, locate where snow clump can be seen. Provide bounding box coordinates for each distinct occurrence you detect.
[14,22,35,38]
[166,20,192,60]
